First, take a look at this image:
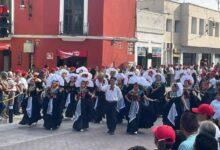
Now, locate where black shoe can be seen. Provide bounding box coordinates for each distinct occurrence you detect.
[109,131,114,135]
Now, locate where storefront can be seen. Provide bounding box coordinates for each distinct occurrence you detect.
[57,50,88,67]
[183,53,196,66]
[152,47,162,67]
[137,47,148,69]
[0,42,11,71]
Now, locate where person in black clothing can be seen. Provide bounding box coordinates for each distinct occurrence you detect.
[19,78,42,126]
[163,83,184,130]
[73,79,94,132]
[199,79,216,104]
[42,81,64,130]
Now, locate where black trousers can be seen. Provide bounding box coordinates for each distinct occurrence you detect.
[105,101,117,132]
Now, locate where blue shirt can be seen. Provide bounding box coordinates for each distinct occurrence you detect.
[178,134,197,150]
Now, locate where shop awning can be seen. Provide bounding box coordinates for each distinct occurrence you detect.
[0,43,10,51]
[58,50,87,59]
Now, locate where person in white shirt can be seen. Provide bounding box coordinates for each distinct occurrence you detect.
[211,92,220,127]
[101,77,123,135]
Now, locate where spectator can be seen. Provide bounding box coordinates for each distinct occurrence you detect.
[199,121,216,137]
[152,125,176,150]
[178,112,199,150]
[198,121,220,149]
[192,104,215,122]
[172,130,186,150]
[194,133,218,150]
[211,92,220,127]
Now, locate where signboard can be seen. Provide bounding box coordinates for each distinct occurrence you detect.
[58,50,88,59]
[137,47,147,56]
[46,52,54,60]
[152,47,162,58]
[23,41,34,53]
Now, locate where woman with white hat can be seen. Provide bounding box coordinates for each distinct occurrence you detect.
[93,72,108,124]
[42,79,64,130]
[73,78,94,132]
[150,73,166,116]
[163,83,184,130]
[65,73,79,118]
[19,77,42,126]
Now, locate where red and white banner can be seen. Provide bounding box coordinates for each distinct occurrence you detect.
[0,43,10,51]
[58,50,87,59]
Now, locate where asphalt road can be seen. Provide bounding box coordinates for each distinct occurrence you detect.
[0,118,162,150]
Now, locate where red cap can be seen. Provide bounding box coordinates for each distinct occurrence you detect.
[152,125,176,144]
[192,104,215,117]
[21,71,28,77]
[50,67,57,72]
[15,69,22,74]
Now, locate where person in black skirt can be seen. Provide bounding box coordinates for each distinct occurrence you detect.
[163,83,184,130]
[42,80,64,130]
[125,83,142,134]
[73,78,94,132]
[65,74,78,118]
[19,78,42,126]
[150,73,166,116]
[93,72,108,123]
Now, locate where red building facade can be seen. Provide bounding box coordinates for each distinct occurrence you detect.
[0,0,136,71]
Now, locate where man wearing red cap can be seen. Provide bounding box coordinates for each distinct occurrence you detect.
[152,125,176,150]
[192,104,215,121]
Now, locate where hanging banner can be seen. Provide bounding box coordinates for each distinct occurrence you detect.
[58,50,88,59]
[0,43,10,51]
[152,47,162,58]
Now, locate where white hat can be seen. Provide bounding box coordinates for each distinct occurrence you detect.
[106,68,118,76]
[79,72,93,80]
[46,74,64,87]
[153,73,166,83]
[76,66,88,74]
[180,75,194,87]
[75,77,94,88]
[56,69,69,76]
[128,75,140,85]
[116,73,126,80]
[66,73,79,83]
[138,77,151,87]
[143,69,156,77]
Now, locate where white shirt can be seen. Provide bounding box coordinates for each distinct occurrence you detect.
[18,77,28,90]
[211,99,220,120]
[101,85,122,102]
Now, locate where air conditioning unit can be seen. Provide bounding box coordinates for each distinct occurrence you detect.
[23,41,34,53]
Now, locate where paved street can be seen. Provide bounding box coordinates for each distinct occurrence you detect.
[0,118,161,150]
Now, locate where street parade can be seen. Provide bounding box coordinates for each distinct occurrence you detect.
[0,63,220,150]
[1,0,220,149]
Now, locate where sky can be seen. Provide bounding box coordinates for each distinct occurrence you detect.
[173,0,219,10]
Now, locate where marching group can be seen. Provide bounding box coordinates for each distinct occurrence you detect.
[0,64,220,150]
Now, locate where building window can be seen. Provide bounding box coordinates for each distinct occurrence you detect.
[63,0,84,35]
[174,20,180,33]
[183,53,196,65]
[199,19,205,35]
[215,22,219,37]
[208,21,214,36]
[191,17,197,34]
[166,19,172,32]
